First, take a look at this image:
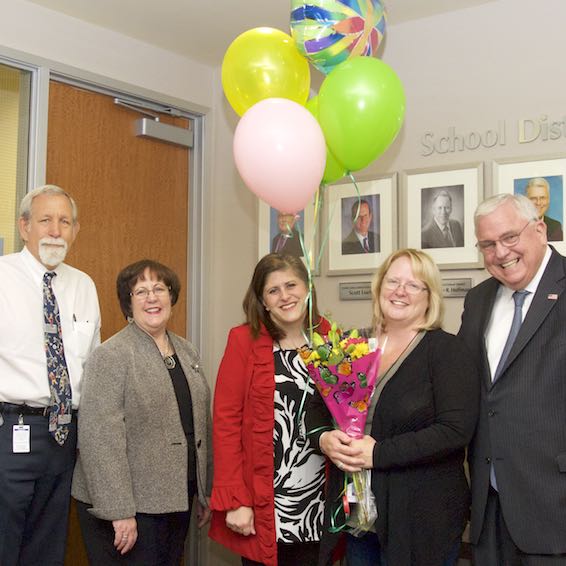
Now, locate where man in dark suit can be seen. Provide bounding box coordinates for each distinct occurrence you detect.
[341,199,380,255]
[459,193,566,564]
[271,212,303,257]
[526,177,563,242]
[421,189,464,249]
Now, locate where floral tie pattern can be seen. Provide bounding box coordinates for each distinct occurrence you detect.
[43,272,72,445]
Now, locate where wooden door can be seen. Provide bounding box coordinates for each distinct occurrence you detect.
[46,80,190,565]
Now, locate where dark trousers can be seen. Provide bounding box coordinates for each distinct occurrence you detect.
[346,532,384,566]
[474,487,566,566]
[0,411,77,566]
[76,500,192,566]
[345,531,461,566]
[242,541,320,566]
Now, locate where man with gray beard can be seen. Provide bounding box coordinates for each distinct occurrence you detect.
[0,185,101,566]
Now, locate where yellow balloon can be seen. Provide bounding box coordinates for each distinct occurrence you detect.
[222,27,311,116]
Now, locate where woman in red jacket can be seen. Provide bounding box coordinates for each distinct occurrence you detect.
[209,253,330,566]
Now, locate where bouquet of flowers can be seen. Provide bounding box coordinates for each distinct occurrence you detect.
[300,323,382,533]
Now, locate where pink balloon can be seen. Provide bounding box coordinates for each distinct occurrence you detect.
[233,98,326,213]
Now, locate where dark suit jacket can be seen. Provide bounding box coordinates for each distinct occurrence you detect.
[421,219,464,249]
[544,215,563,242]
[341,229,380,255]
[270,229,303,257]
[458,248,566,553]
[308,330,479,566]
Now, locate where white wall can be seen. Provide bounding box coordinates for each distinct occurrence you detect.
[207,3,566,559]
[0,0,215,107]
[209,0,566,381]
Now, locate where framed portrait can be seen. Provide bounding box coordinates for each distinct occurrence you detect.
[257,201,318,266]
[493,155,566,254]
[401,163,484,269]
[326,173,397,276]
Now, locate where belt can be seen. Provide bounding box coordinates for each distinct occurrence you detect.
[0,402,49,416]
[0,402,77,417]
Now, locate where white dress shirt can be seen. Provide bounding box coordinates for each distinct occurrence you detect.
[485,246,551,380]
[0,247,101,408]
[354,230,369,251]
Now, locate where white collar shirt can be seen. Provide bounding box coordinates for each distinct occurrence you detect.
[485,246,551,381]
[354,230,369,249]
[0,247,101,408]
[434,218,454,240]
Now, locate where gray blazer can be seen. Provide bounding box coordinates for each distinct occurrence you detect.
[72,322,212,521]
[459,247,566,553]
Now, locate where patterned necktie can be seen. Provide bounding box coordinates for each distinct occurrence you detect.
[363,237,369,253]
[43,271,72,445]
[493,290,529,382]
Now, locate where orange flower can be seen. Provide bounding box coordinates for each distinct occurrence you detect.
[337,360,352,375]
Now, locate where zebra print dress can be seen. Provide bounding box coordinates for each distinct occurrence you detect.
[273,346,326,543]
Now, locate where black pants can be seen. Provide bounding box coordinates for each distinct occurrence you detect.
[76,500,193,566]
[474,487,566,566]
[0,411,77,566]
[242,541,320,566]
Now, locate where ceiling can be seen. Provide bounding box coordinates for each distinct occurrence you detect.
[26,0,495,67]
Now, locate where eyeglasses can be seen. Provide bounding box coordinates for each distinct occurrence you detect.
[383,278,428,295]
[130,284,170,300]
[476,221,532,252]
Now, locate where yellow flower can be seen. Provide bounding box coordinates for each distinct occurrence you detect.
[350,343,369,360]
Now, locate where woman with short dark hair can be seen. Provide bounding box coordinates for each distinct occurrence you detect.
[72,259,212,565]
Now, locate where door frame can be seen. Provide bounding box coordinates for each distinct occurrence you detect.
[0,45,208,352]
[0,43,210,566]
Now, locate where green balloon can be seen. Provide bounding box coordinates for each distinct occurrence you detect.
[318,57,405,172]
[306,95,347,184]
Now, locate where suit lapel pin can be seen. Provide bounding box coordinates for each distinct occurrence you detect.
[547,293,558,300]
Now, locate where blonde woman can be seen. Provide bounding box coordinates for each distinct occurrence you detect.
[308,249,479,566]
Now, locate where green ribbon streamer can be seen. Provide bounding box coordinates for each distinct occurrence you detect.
[329,473,350,533]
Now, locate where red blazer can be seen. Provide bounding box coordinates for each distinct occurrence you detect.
[209,319,330,566]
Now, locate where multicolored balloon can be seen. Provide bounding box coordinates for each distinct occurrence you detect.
[290,0,386,75]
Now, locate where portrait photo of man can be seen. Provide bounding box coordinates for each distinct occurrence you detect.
[421,186,465,249]
[270,210,304,257]
[341,196,380,255]
[515,176,564,242]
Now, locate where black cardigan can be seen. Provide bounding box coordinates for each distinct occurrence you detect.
[307,329,479,566]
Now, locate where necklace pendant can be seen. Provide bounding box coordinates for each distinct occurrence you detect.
[164,355,176,370]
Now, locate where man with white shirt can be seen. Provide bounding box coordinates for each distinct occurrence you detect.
[341,199,380,255]
[459,193,566,564]
[421,189,464,249]
[271,212,303,257]
[525,177,563,242]
[0,185,101,566]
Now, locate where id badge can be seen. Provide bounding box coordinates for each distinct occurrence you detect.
[13,425,31,453]
[347,481,358,503]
